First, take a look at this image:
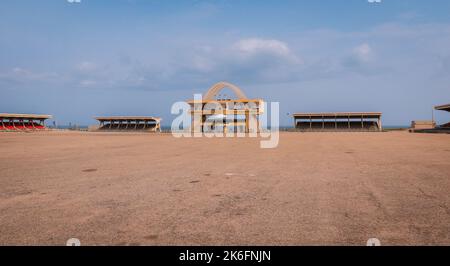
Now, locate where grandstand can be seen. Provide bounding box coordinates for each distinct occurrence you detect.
[0,113,52,131]
[435,103,450,129]
[94,116,161,132]
[293,112,382,131]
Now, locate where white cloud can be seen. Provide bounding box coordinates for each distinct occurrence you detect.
[76,61,98,72]
[353,43,373,63]
[12,67,31,76]
[143,38,304,86]
[4,22,450,92]
[191,55,215,72]
[233,38,291,57]
[79,79,97,87]
[335,42,378,75]
[0,67,58,84]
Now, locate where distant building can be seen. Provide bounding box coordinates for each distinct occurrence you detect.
[93,116,161,132]
[0,113,52,131]
[411,120,436,130]
[292,112,382,131]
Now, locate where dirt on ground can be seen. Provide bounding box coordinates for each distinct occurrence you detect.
[1,131,450,245]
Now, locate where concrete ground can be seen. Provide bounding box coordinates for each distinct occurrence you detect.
[0,131,450,246]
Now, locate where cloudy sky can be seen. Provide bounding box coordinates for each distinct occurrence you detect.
[1,0,450,126]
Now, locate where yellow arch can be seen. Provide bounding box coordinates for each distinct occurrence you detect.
[203,81,248,101]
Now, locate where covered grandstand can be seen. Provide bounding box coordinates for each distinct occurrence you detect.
[94,116,161,132]
[0,113,52,131]
[435,104,450,129]
[408,103,450,134]
[293,112,383,131]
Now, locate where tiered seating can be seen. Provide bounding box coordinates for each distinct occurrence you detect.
[25,123,34,130]
[99,122,157,131]
[4,122,16,130]
[296,121,379,131]
[0,122,46,131]
[30,122,45,130]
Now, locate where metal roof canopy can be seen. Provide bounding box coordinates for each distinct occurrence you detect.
[0,113,52,119]
[293,112,382,119]
[435,104,450,112]
[94,116,161,121]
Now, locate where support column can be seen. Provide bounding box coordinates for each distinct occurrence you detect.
[203,114,207,133]
[191,111,194,133]
[223,109,227,134]
[256,114,260,133]
[245,110,250,133]
[335,115,337,130]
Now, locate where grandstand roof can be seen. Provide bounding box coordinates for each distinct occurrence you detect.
[94,116,161,121]
[435,104,450,112]
[293,112,382,119]
[0,113,52,119]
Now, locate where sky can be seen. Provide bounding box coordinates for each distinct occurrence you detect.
[1,0,450,126]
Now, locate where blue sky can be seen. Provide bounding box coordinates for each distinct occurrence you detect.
[1,0,450,126]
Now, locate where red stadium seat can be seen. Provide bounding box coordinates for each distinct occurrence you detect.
[2,122,13,130]
[25,123,34,129]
